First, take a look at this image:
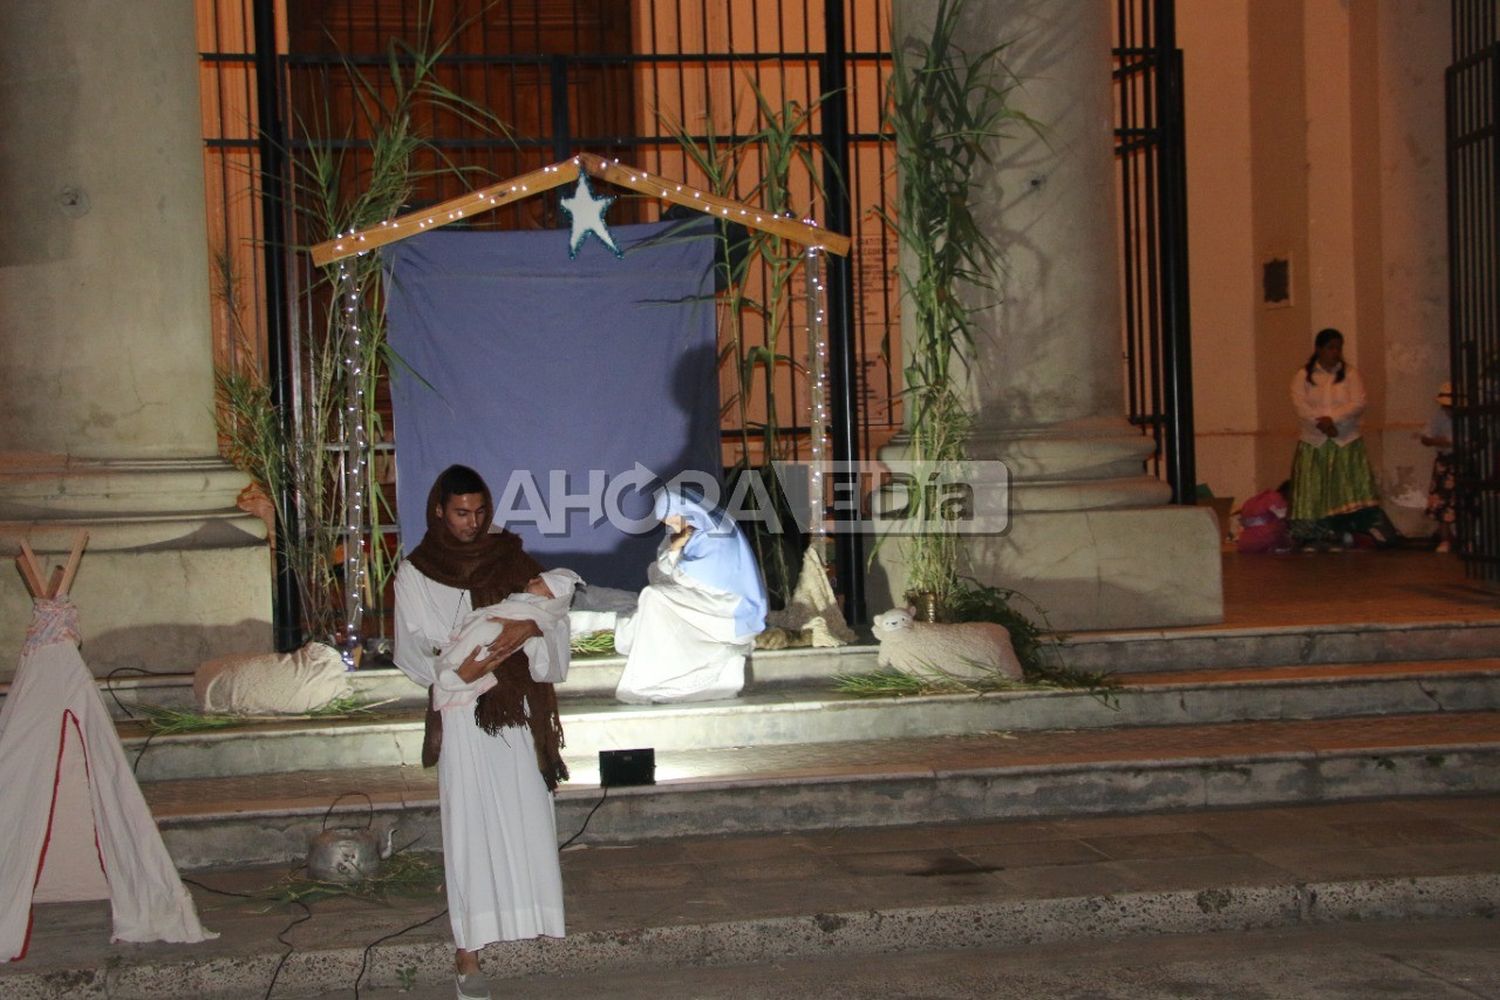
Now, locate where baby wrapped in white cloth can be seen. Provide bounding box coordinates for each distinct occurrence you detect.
[433,568,581,709]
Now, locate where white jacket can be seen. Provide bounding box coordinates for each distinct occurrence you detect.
[1290,364,1366,447]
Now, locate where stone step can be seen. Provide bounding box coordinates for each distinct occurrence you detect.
[4,798,1497,1000]
[142,711,1500,870]
[68,645,878,719]
[1062,619,1500,674]
[29,616,1500,722]
[117,660,1500,783]
[32,614,1500,722]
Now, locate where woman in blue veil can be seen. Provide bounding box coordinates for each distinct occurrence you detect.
[613,485,768,703]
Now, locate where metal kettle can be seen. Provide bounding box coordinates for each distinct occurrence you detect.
[306,792,395,884]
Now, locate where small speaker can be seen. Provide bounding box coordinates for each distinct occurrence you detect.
[598,748,656,788]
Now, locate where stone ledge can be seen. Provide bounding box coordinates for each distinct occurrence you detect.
[1,872,1492,999]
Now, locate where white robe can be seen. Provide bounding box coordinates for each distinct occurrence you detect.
[392,563,565,950]
[613,543,754,704]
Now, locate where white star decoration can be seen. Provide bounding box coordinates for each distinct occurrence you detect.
[559,173,622,259]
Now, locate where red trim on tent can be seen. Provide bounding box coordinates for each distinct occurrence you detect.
[10,710,107,963]
[10,712,70,962]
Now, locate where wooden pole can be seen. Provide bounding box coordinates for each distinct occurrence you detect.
[309,161,582,267]
[15,542,45,599]
[57,530,89,598]
[576,153,851,256]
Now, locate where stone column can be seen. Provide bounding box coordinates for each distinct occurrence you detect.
[0,2,271,676]
[873,0,1222,629]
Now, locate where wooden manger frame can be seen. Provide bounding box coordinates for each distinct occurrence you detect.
[310,151,850,266]
[308,152,850,658]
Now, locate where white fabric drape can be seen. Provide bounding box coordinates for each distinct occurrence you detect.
[0,600,215,962]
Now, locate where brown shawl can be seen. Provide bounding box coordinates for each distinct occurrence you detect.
[407,476,568,790]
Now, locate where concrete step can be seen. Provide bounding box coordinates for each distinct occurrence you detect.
[1062,619,1500,674]
[142,711,1500,870]
[27,617,1500,723]
[117,660,1500,783]
[68,645,879,719]
[4,798,1496,999]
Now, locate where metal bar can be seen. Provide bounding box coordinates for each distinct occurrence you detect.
[281,50,849,66]
[1447,18,1500,580]
[1115,28,1142,427]
[550,54,572,162]
[1482,41,1494,578]
[1157,31,1196,501]
[820,0,864,621]
[253,0,301,650]
[1112,0,1193,495]
[270,130,868,152]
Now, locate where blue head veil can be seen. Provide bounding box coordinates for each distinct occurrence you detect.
[652,487,767,638]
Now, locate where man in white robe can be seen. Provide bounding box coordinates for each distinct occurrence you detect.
[393,465,566,1000]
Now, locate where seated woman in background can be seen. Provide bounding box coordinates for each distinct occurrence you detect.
[614,486,768,704]
[1288,327,1385,550]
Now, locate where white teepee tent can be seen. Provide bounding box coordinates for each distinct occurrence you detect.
[1,534,214,962]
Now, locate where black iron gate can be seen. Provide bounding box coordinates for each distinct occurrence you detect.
[262,0,888,628]
[1448,0,1500,581]
[1113,0,1195,502]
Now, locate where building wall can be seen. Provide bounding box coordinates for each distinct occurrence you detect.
[0,1,219,458]
[1179,0,1258,508]
[1180,0,1449,536]
[1372,0,1451,528]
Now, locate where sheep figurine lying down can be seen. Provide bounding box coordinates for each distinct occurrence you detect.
[871,608,1023,682]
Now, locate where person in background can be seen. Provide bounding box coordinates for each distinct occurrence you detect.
[1421,381,1457,554]
[1288,328,1383,551]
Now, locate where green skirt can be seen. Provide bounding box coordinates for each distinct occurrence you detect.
[1290,438,1380,522]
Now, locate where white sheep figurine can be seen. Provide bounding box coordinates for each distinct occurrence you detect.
[871,608,1024,682]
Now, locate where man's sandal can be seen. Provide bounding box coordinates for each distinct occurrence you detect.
[455,972,492,999]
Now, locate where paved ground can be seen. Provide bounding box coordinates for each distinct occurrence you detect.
[5,797,1496,998]
[327,918,1500,999]
[1215,548,1500,630]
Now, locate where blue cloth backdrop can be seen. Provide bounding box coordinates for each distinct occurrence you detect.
[383,221,719,588]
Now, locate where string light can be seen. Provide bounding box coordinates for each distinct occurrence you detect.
[805,248,830,542]
[337,262,369,669]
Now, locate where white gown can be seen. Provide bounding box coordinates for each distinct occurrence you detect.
[613,543,755,704]
[392,563,565,950]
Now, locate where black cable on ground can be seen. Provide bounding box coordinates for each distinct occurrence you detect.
[348,791,606,995]
[559,785,609,850]
[103,666,149,720]
[102,665,180,772]
[266,898,314,999]
[180,789,609,997]
[352,907,449,1000]
[129,730,160,774]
